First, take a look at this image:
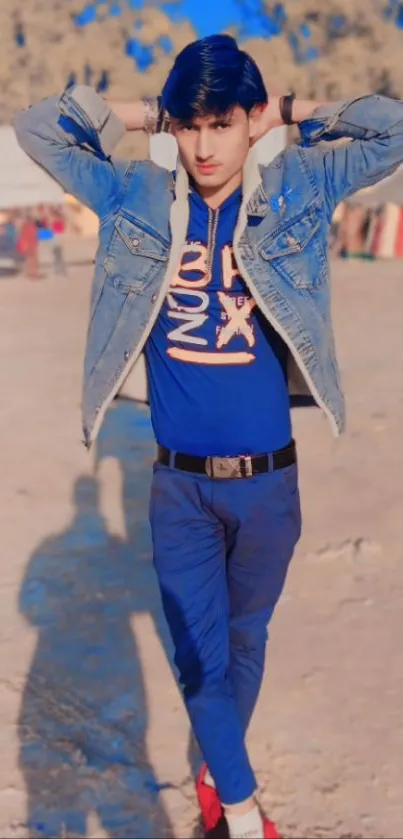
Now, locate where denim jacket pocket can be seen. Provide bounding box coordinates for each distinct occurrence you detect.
[258,206,326,290]
[105,212,169,293]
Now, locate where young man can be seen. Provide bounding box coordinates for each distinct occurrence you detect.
[15,33,403,839]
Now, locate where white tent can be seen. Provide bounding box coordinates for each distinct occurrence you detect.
[0,126,64,209]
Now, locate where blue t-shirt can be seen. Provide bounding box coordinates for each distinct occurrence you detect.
[144,187,292,456]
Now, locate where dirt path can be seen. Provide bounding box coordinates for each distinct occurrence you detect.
[0,255,402,838]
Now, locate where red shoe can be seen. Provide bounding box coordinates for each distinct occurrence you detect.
[264,816,280,839]
[195,763,223,833]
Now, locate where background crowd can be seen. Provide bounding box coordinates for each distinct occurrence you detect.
[0,206,67,279]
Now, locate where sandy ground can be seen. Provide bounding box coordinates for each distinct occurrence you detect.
[0,249,402,839]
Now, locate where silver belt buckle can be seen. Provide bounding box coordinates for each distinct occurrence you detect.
[206,455,253,479]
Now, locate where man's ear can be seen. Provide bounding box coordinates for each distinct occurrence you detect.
[248,104,266,144]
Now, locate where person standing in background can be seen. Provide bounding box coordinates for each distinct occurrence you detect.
[51,208,67,277]
[18,212,39,280]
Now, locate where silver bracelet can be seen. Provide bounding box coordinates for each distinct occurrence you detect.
[142,96,160,134]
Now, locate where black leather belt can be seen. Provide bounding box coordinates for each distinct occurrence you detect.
[157,440,296,479]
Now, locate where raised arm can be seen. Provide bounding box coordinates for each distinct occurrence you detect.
[257,94,403,223]
[14,86,155,219]
[296,95,403,222]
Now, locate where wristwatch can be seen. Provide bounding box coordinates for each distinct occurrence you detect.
[156,96,172,134]
[142,96,172,134]
[279,92,296,125]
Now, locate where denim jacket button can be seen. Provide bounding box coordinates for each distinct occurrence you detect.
[124,350,130,361]
[151,293,157,303]
[131,237,140,248]
[286,234,297,246]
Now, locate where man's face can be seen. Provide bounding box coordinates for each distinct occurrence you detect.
[171,106,258,192]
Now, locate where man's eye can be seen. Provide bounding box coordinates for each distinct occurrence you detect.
[216,122,230,131]
[180,125,193,132]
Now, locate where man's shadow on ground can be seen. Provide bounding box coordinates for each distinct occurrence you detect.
[18,400,198,838]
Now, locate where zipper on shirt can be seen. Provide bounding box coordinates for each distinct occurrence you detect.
[206,208,220,279]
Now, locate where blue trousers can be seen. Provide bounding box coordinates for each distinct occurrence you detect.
[150,461,301,805]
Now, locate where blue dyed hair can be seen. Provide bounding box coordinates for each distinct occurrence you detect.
[162,34,268,121]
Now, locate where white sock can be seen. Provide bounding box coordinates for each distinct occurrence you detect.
[204,767,216,788]
[225,805,264,839]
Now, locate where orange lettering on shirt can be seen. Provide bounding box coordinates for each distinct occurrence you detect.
[167,347,255,364]
[222,245,241,290]
[216,293,256,349]
[171,243,209,288]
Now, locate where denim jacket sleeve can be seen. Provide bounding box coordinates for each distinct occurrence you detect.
[299,95,403,222]
[14,85,127,219]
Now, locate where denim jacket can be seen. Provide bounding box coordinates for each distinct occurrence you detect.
[14,86,403,448]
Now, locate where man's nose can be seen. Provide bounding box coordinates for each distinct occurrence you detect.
[195,130,214,161]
